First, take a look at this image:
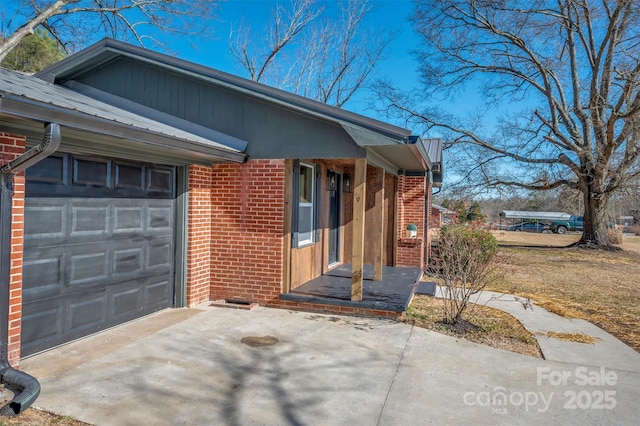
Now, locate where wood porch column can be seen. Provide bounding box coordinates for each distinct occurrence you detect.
[351,157,366,301]
[282,159,293,294]
[373,168,385,281]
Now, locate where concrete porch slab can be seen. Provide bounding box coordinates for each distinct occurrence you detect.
[283,264,422,312]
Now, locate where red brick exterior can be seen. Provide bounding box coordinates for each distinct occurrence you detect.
[209,160,285,305]
[2,133,434,363]
[186,165,214,306]
[267,299,401,319]
[425,181,433,262]
[395,174,427,268]
[429,205,442,228]
[1,133,26,367]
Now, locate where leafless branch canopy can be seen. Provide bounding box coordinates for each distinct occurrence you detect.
[229,0,396,108]
[0,0,218,62]
[374,0,640,246]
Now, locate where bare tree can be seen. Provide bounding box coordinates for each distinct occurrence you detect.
[0,0,219,64]
[229,0,396,108]
[434,224,500,324]
[376,0,640,248]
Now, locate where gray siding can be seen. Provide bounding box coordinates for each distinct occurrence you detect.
[76,59,365,160]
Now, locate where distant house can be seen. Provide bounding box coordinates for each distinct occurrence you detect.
[430,204,456,228]
[0,38,442,365]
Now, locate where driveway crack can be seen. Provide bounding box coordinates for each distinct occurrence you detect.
[376,324,414,426]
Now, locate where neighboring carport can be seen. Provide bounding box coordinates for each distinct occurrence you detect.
[0,68,247,356]
[498,210,571,229]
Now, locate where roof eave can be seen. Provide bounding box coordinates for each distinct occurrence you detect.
[0,94,246,164]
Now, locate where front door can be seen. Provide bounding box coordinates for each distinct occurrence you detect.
[328,173,341,266]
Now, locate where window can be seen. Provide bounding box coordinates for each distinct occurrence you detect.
[297,163,315,246]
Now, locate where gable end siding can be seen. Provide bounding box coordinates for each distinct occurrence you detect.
[73,59,366,160]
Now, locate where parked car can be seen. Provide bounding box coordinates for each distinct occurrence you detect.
[547,216,583,234]
[507,222,549,233]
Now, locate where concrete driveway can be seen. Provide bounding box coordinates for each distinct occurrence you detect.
[21,306,640,425]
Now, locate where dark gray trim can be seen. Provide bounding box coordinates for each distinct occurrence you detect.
[314,166,322,242]
[408,136,433,170]
[0,175,13,360]
[174,166,189,308]
[291,160,300,248]
[403,170,428,177]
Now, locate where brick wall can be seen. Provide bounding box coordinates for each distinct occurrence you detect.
[396,174,426,268]
[209,159,285,305]
[0,133,26,367]
[186,165,214,306]
[425,181,433,262]
[268,298,401,319]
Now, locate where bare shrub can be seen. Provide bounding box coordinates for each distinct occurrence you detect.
[433,224,500,324]
[629,225,640,236]
[608,228,624,245]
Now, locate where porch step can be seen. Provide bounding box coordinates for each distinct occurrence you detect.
[415,281,437,296]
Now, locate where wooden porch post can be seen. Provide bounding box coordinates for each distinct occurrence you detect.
[351,157,366,301]
[373,168,385,281]
[282,159,293,293]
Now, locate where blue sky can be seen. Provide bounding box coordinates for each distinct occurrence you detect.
[1,0,481,133]
[160,0,423,121]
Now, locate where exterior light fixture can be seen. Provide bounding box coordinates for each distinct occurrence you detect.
[327,170,337,191]
[343,174,352,193]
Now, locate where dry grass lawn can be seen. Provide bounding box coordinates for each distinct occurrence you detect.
[489,231,640,353]
[404,295,543,358]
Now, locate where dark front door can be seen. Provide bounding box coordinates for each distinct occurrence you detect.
[21,154,177,356]
[328,175,341,265]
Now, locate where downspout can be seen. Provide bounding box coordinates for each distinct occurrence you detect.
[0,123,61,416]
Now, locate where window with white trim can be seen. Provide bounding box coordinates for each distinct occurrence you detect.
[297,163,315,246]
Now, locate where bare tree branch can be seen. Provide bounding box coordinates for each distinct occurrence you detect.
[0,0,218,63]
[374,0,640,247]
[228,0,396,108]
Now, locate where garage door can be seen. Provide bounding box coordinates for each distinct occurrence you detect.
[21,154,176,356]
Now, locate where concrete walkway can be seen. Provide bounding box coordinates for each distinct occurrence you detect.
[20,303,640,425]
[469,290,640,372]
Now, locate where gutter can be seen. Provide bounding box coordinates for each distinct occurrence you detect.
[407,136,432,170]
[0,123,61,416]
[1,94,246,164]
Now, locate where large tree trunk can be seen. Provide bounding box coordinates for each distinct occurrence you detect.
[579,176,611,248]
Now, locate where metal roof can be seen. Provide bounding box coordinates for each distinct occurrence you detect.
[35,38,450,175]
[499,211,571,220]
[0,67,247,164]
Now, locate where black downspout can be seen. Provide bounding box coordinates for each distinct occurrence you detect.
[0,123,61,416]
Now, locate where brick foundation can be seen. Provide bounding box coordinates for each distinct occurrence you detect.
[267,299,402,319]
[1,133,26,367]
